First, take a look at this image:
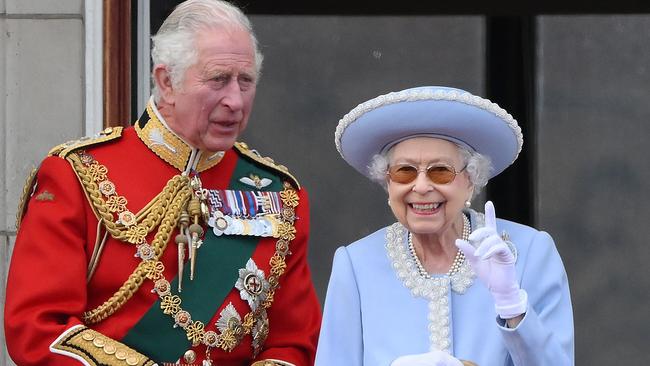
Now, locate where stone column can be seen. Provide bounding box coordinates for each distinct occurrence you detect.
[1,1,84,364]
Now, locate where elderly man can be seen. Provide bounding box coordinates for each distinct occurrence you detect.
[4,1,321,365]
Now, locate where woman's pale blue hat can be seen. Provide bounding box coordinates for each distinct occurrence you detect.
[334,86,523,179]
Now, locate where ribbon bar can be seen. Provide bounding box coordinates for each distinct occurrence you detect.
[206,189,284,238]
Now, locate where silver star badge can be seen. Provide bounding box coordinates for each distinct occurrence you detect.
[235,259,269,311]
[216,302,242,334]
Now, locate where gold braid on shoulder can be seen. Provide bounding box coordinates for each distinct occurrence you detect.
[67,152,188,244]
[16,127,123,231]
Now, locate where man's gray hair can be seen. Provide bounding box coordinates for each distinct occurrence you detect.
[151,0,264,101]
[368,142,493,199]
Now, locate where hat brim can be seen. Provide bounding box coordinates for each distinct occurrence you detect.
[336,86,522,179]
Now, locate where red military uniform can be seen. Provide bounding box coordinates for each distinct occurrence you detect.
[5,102,321,366]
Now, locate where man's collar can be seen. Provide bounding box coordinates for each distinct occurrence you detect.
[135,99,224,172]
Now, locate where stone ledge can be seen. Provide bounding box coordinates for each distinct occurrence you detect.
[5,0,81,15]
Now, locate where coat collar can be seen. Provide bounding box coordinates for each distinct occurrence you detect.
[135,98,224,173]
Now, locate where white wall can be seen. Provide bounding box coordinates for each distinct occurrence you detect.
[1,1,84,364]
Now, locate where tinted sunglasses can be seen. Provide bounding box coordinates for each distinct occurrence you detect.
[387,163,467,185]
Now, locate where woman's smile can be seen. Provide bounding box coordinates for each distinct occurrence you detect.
[409,201,443,214]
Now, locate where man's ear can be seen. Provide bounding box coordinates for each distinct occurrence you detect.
[152,64,175,104]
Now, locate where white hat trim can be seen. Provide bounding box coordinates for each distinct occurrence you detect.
[334,88,524,163]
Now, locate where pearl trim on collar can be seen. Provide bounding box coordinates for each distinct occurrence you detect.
[385,216,476,353]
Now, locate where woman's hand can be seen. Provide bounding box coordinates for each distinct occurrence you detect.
[390,350,464,366]
[455,201,527,320]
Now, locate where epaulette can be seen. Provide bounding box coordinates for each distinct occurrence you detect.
[16,127,124,230]
[234,141,300,189]
[48,127,123,158]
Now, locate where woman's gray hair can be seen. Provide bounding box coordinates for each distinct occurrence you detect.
[151,0,264,102]
[368,142,493,199]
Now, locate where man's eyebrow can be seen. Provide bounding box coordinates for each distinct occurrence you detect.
[238,70,256,79]
[201,68,228,77]
[198,70,232,83]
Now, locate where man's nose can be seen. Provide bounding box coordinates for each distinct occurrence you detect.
[221,79,244,111]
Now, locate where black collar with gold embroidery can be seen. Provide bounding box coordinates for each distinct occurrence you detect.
[135,103,224,173]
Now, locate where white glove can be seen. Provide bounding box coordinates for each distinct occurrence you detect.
[455,201,527,319]
[390,350,464,366]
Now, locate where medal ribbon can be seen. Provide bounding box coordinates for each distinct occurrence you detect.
[208,189,283,218]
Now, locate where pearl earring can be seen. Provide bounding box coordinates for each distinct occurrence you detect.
[464,200,471,208]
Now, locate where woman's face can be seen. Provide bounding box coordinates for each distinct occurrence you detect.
[387,137,473,236]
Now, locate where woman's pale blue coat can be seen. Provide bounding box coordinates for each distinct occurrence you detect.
[315,211,574,366]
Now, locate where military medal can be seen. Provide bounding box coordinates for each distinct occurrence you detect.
[235,259,270,311]
[206,189,285,238]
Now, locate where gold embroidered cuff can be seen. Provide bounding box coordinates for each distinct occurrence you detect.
[50,325,157,366]
[251,360,296,366]
[251,359,296,366]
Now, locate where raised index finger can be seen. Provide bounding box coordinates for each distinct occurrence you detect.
[484,200,497,230]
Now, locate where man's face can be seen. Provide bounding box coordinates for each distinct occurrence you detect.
[166,26,257,152]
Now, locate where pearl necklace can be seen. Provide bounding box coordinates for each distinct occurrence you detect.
[408,213,471,278]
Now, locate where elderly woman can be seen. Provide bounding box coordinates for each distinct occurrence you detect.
[315,86,574,366]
